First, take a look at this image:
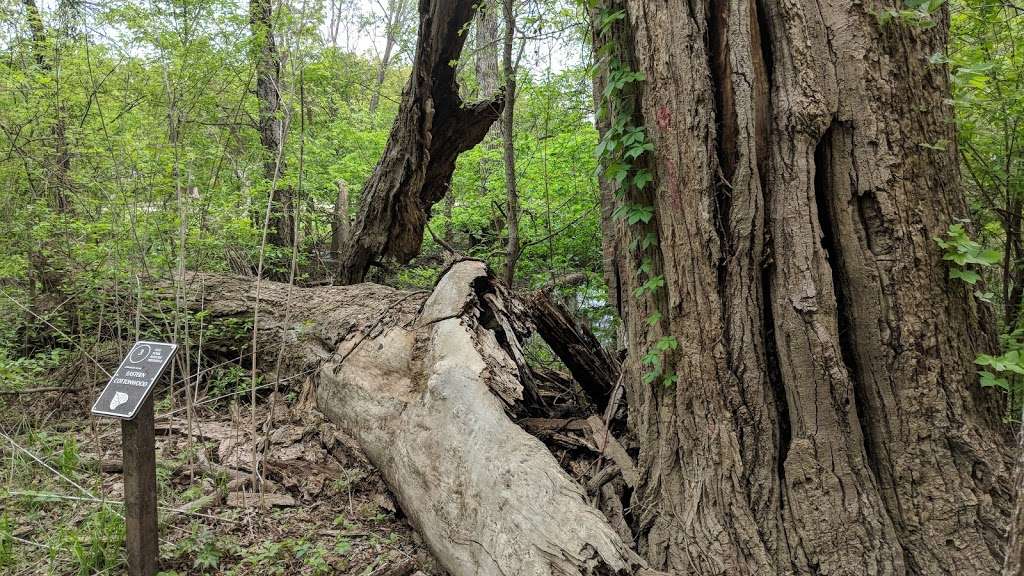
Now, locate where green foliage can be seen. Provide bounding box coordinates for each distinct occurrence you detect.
[594,1,675,388]
[934,223,1001,285]
[976,328,1024,418]
[0,348,67,391]
[165,523,239,572]
[875,0,946,29]
[64,505,125,576]
[0,514,13,568]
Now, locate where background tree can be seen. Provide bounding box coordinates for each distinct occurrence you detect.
[250,0,293,249]
[367,0,414,116]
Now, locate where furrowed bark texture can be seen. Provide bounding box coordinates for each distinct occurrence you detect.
[1007,425,1024,576]
[595,2,1014,574]
[337,0,503,284]
[182,261,644,576]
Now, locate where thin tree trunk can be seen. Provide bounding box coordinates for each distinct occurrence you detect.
[23,0,70,214]
[330,179,350,266]
[475,0,500,99]
[250,0,293,248]
[500,0,519,287]
[336,0,503,285]
[595,1,1014,574]
[369,0,410,116]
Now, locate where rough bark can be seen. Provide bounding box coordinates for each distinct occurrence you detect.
[336,0,504,285]
[1007,423,1024,576]
[595,1,1014,574]
[330,179,350,264]
[180,261,645,576]
[250,0,293,248]
[475,0,500,100]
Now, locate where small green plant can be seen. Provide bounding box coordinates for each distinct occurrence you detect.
[64,504,125,576]
[976,328,1024,419]
[938,222,1023,419]
[208,365,255,401]
[292,540,330,575]
[876,0,946,29]
[58,437,79,477]
[0,513,14,567]
[594,0,676,388]
[934,222,1000,286]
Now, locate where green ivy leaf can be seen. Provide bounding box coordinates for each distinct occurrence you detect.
[949,268,980,284]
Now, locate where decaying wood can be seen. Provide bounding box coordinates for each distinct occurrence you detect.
[336,0,503,284]
[529,290,618,408]
[178,261,644,576]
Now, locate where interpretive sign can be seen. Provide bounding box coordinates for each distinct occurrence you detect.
[91,340,177,576]
[90,341,177,420]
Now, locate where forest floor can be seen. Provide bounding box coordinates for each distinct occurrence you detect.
[0,346,440,576]
[1,339,623,575]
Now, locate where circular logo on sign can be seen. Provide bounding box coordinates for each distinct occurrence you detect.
[128,344,152,364]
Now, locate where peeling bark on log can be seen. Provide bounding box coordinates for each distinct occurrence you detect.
[180,261,645,576]
[337,0,504,284]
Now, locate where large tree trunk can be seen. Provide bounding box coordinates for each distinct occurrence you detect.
[336,0,503,285]
[595,1,1014,574]
[1007,422,1024,576]
[185,261,645,576]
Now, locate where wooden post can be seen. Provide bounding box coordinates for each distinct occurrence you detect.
[121,394,158,576]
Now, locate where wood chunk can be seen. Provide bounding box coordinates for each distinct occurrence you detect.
[586,416,637,488]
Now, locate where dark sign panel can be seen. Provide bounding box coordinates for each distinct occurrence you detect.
[91,341,178,420]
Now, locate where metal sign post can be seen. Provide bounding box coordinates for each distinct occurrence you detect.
[91,341,177,576]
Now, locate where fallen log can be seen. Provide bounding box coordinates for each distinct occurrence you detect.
[177,261,646,575]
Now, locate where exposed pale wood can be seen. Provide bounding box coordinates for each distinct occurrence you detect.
[178,263,645,576]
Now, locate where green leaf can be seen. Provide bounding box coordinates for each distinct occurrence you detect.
[949,268,980,284]
[634,170,654,190]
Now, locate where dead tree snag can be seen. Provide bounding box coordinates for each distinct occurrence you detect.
[336,0,504,284]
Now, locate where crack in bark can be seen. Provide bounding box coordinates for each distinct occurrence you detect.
[707,0,736,380]
[812,120,882,485]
